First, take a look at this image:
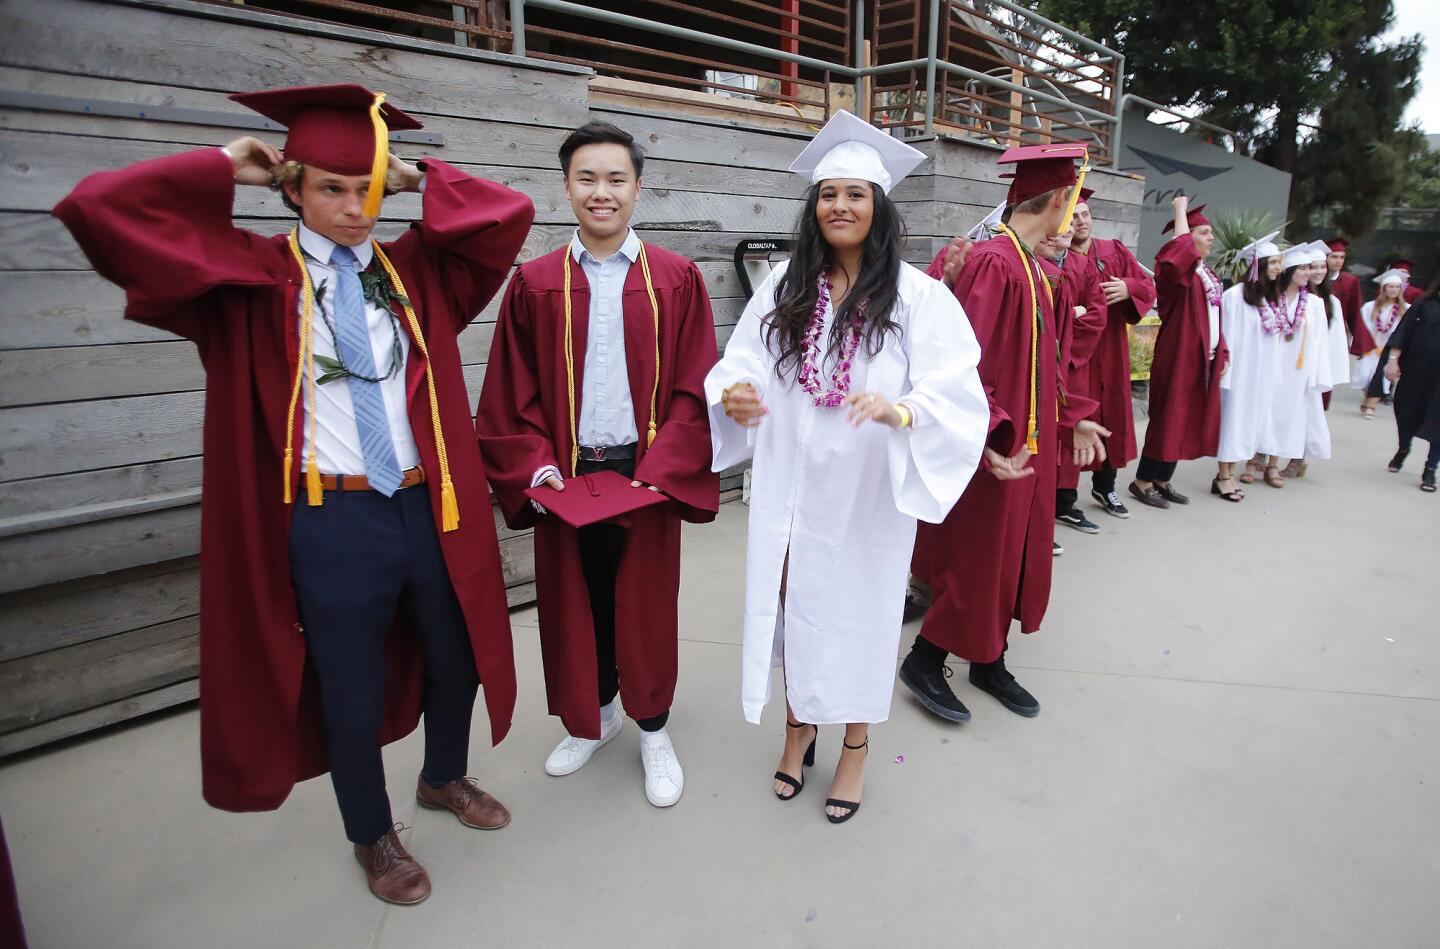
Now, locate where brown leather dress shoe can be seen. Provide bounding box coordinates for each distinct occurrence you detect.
[354,826,430,905]
[416,776,512,830]
[1128,480,1170,509]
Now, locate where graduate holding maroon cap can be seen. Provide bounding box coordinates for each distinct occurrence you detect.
[476,121,719,809]
[902,144,1109,722]
[1128,194,1228,509]
[53,84,534,906]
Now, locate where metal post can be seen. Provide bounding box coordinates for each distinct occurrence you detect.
[853,0,866,119]
[509,0,526,57]
[1110,53,1126,167]
[924,0,941,135]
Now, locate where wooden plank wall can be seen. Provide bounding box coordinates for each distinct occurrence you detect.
[0,0,1144,755]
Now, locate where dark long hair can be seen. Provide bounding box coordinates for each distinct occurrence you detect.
[764,182,904,381]
[1311,269,1335,325]
[1242,257,1279,308]
[1280,264,1308,294]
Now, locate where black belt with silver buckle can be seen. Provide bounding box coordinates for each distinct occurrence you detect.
[577,443,637,462]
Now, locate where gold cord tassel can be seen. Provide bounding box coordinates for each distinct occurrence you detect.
[638,244,662,448]
[362,92,389,219]
[284,230,325,508]
[306,462,323,506]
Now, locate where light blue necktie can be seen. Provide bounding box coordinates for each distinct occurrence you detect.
[329,245,404,496]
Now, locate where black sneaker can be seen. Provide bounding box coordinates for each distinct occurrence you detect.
[969,658,1040,717]
[1056,509,1101,534]
[898,651,971,722]
[1090,488,1130,518]
[1052,540,1064,556]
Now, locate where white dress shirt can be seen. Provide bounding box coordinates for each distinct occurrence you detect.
[296,222,421,475]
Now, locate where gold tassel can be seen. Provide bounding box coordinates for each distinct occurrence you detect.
[361,92,389,219]
[283,449,294,505]
[647,424,657,447]
[1057,158,1092,236]
[440,480,460,532]
[1027,432,1040,454]
[306,461,323,506]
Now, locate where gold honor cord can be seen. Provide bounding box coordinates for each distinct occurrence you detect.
[998,223,1045,455]
[361,92,389,219]
[561,243,662,478]
[282,230,462,532]
[1056,158,1092,237]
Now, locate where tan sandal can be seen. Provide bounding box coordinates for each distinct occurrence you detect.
[1264,465,1285,489]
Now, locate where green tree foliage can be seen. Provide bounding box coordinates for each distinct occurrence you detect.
[1036,0,1426,234]
[1393,131,1440,210]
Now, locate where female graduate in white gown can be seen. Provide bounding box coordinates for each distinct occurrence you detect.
[704,112,987,823]
[1214,234,1283,499]
[1355,269,1410,414]
[1302,242,1350,462]
[1259,245,1332,485]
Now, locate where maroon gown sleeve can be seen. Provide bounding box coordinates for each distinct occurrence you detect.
[1059,261,1105,426]
[474,268,557,530]
[1153,235,1201,318]
[633,261,721,523]
[50,147,274,340]
[1112,242,1158,324]
[924,245,948,281]
[1341,276,1377,356]
[386,158,535,336]
[953,252,1018,454]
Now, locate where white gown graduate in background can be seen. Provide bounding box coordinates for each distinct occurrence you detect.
[1353,269,1410,394]
[1217,234,1283,464]
[1260,243,1332,461]
[705,113,988,726]
[1303,240,1348,459]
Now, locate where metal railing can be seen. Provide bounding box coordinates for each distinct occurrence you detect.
[212,0,1124,163]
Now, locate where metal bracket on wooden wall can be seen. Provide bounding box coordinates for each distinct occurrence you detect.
[0,91,446,147]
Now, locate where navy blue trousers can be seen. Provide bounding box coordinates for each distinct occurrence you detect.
[290,485,479,845]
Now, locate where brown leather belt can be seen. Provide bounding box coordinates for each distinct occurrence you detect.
[318,466,426,492]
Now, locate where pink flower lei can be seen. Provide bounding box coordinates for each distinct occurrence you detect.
[1374,300,1403,335]
[1262,287,1309,338]
[1198,262,1223,308]
[797,271,864,408]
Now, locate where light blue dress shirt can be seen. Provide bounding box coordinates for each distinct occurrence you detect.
[572,228,641,448]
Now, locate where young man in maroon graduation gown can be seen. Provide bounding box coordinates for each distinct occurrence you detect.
[1129,195,1229,509]
[1043,222,1109,537]
[901,145,1107,721]
[1326,237,1376,358]
[53,85,533,906]
[476,122,719,808]
[1068,191,1157,517]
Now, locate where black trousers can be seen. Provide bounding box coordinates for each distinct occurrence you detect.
[1056,487,1078,515]
[1092,464,1118,495]
[911,633,1007,670]
[290,484,479,845]
[1398,427,1440,468]
[575,453,669,733]
[1135,456,1178,483]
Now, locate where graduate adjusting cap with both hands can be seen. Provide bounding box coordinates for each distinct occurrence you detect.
[230,83,423,216]
[789,110,926,194]
[996,143,1086,206]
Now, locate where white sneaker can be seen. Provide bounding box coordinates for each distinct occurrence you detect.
[544,712,622,776]
[639,728,684,807]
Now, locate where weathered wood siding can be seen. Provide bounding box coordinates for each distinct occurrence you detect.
[0,0,1143,754]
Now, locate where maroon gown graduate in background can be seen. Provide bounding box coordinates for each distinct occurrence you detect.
[1139,226,1228,465]
[1080,236,1156,469]
[1054,246,1108,490]
[476,245,719,740]
[52,147,531,812]
[1329,271,1374,357]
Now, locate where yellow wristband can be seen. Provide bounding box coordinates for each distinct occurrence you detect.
[895,403,913,429]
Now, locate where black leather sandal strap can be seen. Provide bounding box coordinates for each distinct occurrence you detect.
[842,738,869,751]
[774,771,803,793]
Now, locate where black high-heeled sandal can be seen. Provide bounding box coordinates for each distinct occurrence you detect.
[773,720,817,801]
[1388,449,1408,473]
[1211,477,1244,502]
[826,738,869,824]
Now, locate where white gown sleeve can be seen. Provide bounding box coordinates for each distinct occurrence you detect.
[1324,298,1348,389]
[886,271,989,524]
[703,264,783,472]
[1219,286,1243,392]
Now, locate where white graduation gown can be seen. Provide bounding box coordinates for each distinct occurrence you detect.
[705,262,988,725]
[1303,297,1347,459]
[1352,300,1402,394]
[1217,284,1282,463]
[1260,293,1329,459]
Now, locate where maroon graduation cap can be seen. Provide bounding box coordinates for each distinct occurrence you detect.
[997,143,1087,205]
[1392,258,1416,272]
[1161,203,1210,233]
[1325,237,1350,252]
[524,469,668,529]
[1078,187,1095,202]
[230,83,422,176]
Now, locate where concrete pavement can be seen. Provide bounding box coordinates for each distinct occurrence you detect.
[1,385,1435,948]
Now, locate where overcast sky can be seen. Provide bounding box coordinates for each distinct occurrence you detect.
[1390,0,1438,133]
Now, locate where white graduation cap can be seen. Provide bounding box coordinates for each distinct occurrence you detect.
[1280,244,1316,270]
[1373,268,1409,286]
[788,110,926,194]
[1303,240,1334,264]
[1236,230,1281,281]
[966,202,1005,241]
